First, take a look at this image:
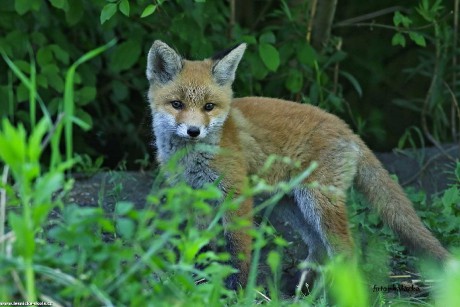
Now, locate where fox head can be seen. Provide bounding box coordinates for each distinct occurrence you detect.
[146,40,246,142]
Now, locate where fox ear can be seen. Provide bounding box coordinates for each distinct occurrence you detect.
[212,43,246,86]
[146,40,183,84]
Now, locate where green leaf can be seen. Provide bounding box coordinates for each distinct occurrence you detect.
[297,43,316,67]
[13,60,30,74]
[65,0,84,25]
[115,202,134,215]
[391,33,406,47]
[328,93,344,112]
[280,0,293,21]
[76,86,96,106]
[111,39,142,72]
[42,64,64,92]
[16,83,29,102]
[309,83,319,103]
[327,259,369,306]
[258,43,280,72]
[393,11,412,27]
[393,11,403,26]
[259,32,276,44]
[455,162,460,181]
[34,173,64,205]
[184,236,210,262]
[340,71,362,97]
[37,47,54,68]
[285,69,303,93]
[49,0,67,10]
[27,117,49,163]
[408,32,426,47]
[119,0,130,16]
[111,80,128,102]
[14,0,41,15]
[117,218,135,239]
[0,120,27,173]
[50,45,70,65]
[241,35,257,45]
[75,109,93,130]
[100,3,117,24]
[141,4,156,18]
[442,186,460,207]
[248,53,268,80]
[15,0,30,15]
[61,250,78,265]
[267,251,281,274]
[9,212,35,258]
[37,75,48,89]
[32,202,53,227]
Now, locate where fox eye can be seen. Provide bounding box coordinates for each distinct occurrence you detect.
[170,100,184,110]
[204,103,215,111]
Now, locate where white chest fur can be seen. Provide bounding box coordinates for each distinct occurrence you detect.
[153,113,220,189]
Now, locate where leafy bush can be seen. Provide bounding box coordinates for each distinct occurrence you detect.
[0,0,363,167]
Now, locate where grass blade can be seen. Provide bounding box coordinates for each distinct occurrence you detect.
[63,38,117,163]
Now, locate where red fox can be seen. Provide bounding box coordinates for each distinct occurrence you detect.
[145,40,450,290]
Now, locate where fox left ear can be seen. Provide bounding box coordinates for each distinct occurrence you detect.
[146,40,183,85]
[211,43,246,86]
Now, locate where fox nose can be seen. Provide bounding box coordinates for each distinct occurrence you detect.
[187,126,201,138]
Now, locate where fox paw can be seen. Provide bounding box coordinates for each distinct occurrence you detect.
[225,273,240,290]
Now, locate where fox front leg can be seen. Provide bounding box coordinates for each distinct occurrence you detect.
[222,198,253,290]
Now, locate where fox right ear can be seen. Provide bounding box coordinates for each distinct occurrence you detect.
[146,40,183,85]
[211,43,246,86]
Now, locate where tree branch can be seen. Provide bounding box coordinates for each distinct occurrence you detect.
[310,0,338,51]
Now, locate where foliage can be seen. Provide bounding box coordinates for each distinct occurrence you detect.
[390,0,459,145]
[1,0,366,168]
[0,118,74,301]
[2,0,459,163]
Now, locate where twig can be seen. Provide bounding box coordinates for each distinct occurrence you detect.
[40,295,64,307]
[390,275,412,279]
[334,22,428,32]
[421,24,456,162]
[307,0,318,43]
[229,0,235,40]
[444,81,460,144]
[40,113,65,150]
[294,270,308,302]
[5,233,27,299]
[421,100,455,162]
[11,270,27,300]
[334,6,409,27]
[254,289,271,302]
[0,165,9,254]
[334,12,452,31]
[0,231,15,245]
[452,0,459,142]
[310,0,338,51]
[333,38,342,94]
[401,145,459,186]
[250,0,274,31]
